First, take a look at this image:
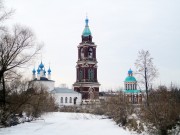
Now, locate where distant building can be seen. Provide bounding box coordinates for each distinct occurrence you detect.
[51,87,82,106]
[99,91,118,102]
[31,61,82,107]
[73,17,100,102]
[124,69,142,104]
[31,61,55,92]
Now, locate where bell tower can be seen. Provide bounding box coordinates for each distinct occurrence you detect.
[73,17,100,101]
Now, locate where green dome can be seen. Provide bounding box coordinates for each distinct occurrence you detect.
[82,27,91,36]
[82,17,91,37]
[125,76,137,82]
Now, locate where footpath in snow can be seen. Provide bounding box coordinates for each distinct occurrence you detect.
[0,112,132,135]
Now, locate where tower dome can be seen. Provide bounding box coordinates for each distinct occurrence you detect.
[39,61,44,69]
[32,68,36,74]
[48,67,51,74]
[128,69,133,75]
[37,68,40,74]
[125,69,137,82]
[82,17,92,37]
[125,76,137,82]
[44,69,46,75]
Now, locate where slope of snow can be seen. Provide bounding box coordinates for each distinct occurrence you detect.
[0,112,132,135]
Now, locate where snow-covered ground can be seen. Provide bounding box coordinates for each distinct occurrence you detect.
[0,112,133,135]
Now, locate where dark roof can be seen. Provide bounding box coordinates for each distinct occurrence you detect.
[32,77,54,82]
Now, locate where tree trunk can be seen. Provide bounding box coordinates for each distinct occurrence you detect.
[2,73,6,109]
[145,67,149,106]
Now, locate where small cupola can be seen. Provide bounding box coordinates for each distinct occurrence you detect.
[32,68,36,75]
[39,61,44,69]
[82,17,92,42]
[48,67,51,75]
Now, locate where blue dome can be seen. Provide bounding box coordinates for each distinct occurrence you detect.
[128,69,133,74]
[37,68,40,74]
[39,62,44,69]
[48,68,51,74]
[125,76,137,82]
[32,68,36,74]
[44,70,46,75]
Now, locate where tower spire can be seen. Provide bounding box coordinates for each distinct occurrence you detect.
[82,16,91,37]
[85,15,88,27]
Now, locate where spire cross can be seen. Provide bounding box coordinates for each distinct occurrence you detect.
[49,62,51,68]
[85,13,89,27]
[86,12,88,18]
[41,53,42,62]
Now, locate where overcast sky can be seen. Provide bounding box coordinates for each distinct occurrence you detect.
[4,0,180,90]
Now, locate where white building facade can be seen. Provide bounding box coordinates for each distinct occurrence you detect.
[51,87,82,106]
[31,61,55,92]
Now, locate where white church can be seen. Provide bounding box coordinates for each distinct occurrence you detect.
[31,61,82,107]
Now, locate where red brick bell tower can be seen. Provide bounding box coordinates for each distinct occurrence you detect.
[73,17,100,101]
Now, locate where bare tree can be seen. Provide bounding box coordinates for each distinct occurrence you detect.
[1,79,57,126]
[0,0,14,32]
[0,25,42,107]
[135,50,158,106]
[102,92,134,126]
[140,86,180,135]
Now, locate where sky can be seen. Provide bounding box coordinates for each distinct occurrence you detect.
[3,0,180,90]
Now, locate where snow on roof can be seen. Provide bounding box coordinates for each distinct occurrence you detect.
[51,87,79,94]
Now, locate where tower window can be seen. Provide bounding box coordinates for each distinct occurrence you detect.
[88,48,93,59]
[88,69,94,81]
[79,69,83,81]
[134,96,137,104]
[81,48,84,59]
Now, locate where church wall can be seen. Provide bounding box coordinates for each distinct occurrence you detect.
[74,87,99,99]
[125,94,142,104]
[52,92,82,106]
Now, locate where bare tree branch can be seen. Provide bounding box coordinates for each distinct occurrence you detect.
[135,50,158,106]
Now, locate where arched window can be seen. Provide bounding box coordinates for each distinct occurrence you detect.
[61,97,63,103]
[81,48,84,59]
[134,96,137,104]
[69,97,72,103]
[79,69,83,81]
[129,96,131,102]
[88,48,93,59]
[65,97,68,103]
[88,69,94,81]
[74,97,77,105]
